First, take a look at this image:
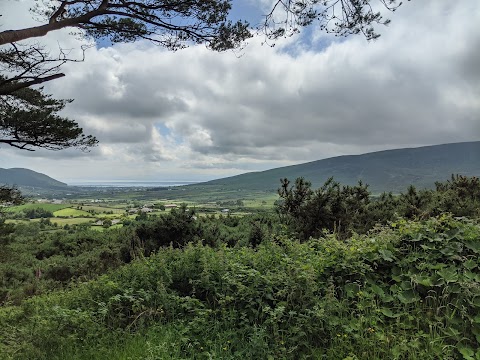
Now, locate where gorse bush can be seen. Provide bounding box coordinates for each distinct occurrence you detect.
[1,214,479,359]
[278,177,371,240]
[278,174,480,240]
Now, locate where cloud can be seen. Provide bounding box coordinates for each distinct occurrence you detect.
[1,0,479,182]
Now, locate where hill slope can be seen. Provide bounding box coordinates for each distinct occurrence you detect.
[0,168,68,190]
[200,142,480,194]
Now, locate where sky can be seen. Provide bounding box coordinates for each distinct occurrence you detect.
[1,0,479,184]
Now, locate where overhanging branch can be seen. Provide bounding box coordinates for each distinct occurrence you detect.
[0,73,65,95]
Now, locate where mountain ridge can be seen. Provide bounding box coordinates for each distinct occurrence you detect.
[1,141,479,195]
[200,141,480,193]
[0,168,68,190]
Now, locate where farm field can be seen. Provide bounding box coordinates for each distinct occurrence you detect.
[48,217,95,226]
[90,223,123,231]
[53,208,92,217]
[80,205,126,214]
[5,203,69,213]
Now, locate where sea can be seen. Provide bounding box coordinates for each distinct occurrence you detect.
[68,180,199,188]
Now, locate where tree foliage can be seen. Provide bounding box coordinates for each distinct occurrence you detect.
[278,177,371,240]
[0,0,252,152]
[261,0,404,41]
[0,80,97,150]
[0,185,23,244]
[278,174,480,241]
[133,205,199,256]
[0,185,23,206]
[434,174,480,217]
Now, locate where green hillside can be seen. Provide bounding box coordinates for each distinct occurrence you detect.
[198,141,480,194]
[0,168,68,190]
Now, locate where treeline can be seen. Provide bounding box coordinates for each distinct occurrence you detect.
[8,207,54,219]
[278,174,480,240]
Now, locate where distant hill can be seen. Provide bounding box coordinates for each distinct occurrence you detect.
[0,168,68,190]
[200,142,480,194]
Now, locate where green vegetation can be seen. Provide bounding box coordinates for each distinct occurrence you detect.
[1,215,479,359]
[51,217,94,226]
[53,208,92,217]
[278,174,480,241]
[6,203,68,214]
[0,175,479,359]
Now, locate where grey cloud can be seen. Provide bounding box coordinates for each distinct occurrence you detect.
[79,118,154,144]
[53,60,189,120]
[129,147,172,162]
[165,1,480,161]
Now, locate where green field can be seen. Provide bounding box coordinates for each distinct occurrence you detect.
[49,217,95,226]
[81,205,126,214]
[53,208,92,217]
[6,217,93,226]
[4,219,29,224]
[90,223,123,231]
[6,203,69,213]
[243,194,278,208]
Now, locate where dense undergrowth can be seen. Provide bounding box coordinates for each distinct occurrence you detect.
[0,210,276,305]
[1,214,480,359]
[1,175,479,359]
